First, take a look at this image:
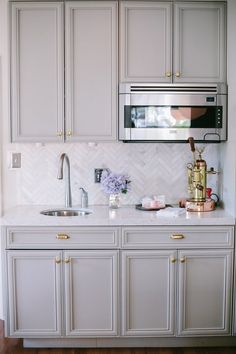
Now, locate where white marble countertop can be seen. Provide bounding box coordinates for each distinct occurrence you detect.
[0,205,235,226]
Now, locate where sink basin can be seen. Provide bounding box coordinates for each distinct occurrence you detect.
[40,208,93,217]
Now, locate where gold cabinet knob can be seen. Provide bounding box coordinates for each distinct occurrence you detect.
[171,258,176,263]
[57,131,63,137]
[180,257,186,263]
[175,72,181,78]
[67,130,72,137]
[64,258,70,264]
[56,233,70,240]
[55,256,61,264]
[165,71,172,77]
[170,234,185,240]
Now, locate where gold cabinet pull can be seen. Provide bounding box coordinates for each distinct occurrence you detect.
[57,131,63,137]
[165,71,171,77]
[64,258,70,264]
[55,256,61,264]
[67,130,72,136]
[180,257,186,263]
[56,233,70,240]
[171,234,185,240]
[170,258,176,263]
[175,72,181,78]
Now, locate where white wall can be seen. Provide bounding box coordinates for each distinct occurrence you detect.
[221,0,236,214]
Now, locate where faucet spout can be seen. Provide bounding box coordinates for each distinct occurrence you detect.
[57,153,72,208]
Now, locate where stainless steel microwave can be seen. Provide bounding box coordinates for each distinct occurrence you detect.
[119,83,227,142]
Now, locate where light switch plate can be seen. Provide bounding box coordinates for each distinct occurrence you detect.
[8,152,21,169]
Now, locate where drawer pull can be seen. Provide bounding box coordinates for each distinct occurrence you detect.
[171,258,176,263]
[56,233,70,240]
[55,257,61,264]
[64,258,70,264]
[171,234,185,240]
[180,257,186,263]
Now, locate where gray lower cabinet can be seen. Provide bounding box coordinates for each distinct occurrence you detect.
[7,250,62,336]
[121,250,176,336]
[121,226,234,337]
[4,225,235,340]
[178,249,233,336]
[6,249,118,337]
[122,249,233,337]
[64,250,118,336]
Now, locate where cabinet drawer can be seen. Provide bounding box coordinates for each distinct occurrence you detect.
[122,226,234,249]
[6,227,120,249]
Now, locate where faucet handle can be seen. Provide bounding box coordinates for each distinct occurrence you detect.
[80,187,88,208]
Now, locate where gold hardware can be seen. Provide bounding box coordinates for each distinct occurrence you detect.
[175,72,181,77]
[171,234,185,240]
[67,130,72,136]
[55,256,61,264]
[180,257,186,263]
[57,131,63,137]
[165,71,171,77]
[56,233,70,240]
[171,258,176,263]
[64,258,70,264]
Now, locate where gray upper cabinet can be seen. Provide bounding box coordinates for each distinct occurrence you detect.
[174,2,226,83]
[65,1,117,142]
[10,1,117,143]
[11,2,64,142]
[119,1,172,83]
[120,1,226,83]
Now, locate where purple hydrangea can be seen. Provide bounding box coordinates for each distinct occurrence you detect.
[101,170,131,194]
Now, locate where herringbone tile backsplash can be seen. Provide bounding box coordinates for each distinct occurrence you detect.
[13,142,221,206]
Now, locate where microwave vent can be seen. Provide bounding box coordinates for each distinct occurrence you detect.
[129,85,218,93]
[119,83,227,95]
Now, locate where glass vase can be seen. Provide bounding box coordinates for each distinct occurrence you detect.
[109,193,121,209]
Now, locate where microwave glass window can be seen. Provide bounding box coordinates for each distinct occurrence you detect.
[125,106,222,129]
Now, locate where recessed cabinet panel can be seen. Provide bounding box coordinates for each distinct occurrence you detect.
[119,1,172,82]
[178,250,233,336]
[65,1,117,141]
[174,2,226,83]
[11,2,64,142]
[64,251,118,336]
[121,250,176,336]
[7,250,62,336]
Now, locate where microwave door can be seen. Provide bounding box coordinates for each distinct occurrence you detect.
[120,92,223,142]
[119,93,131,140]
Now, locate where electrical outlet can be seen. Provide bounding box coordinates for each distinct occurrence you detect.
[94,168,104,183]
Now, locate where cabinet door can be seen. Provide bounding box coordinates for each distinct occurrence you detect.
[178,249,233,336]
[121,250,176,336]
[173,2,226,83]
[11,2,64,142]
[119,1,172,82]
[7,251,62,336]
[65,1,117,141]
[64,250,118,336]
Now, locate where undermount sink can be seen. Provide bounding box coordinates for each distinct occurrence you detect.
[40,208,93,217]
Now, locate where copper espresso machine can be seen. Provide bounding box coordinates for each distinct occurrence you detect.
[185,137,218,212]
